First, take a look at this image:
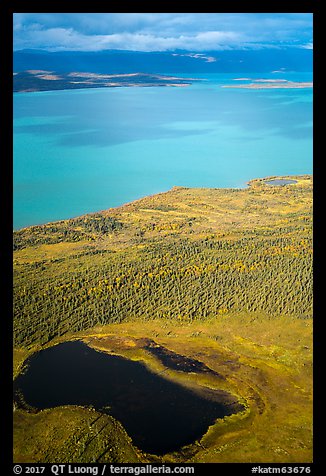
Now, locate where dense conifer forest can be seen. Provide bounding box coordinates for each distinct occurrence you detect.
[13,176,312,348]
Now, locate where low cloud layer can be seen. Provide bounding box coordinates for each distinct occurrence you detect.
[13,13,313,52]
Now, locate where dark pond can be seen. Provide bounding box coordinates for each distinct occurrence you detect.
[265,179,298,186]
[13,341,242,455]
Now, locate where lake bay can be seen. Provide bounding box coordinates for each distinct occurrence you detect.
[14,72,312,229]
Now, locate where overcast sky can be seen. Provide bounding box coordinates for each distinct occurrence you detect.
[13,13,313,52]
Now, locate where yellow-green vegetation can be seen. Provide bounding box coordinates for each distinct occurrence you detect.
[14,406,141,463]
[13,175,312,463]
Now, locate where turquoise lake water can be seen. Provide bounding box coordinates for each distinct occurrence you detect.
[13,72,312,230]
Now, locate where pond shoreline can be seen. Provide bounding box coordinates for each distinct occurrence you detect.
[13,339,245,456]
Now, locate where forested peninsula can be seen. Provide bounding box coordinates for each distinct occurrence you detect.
[13,176,313,463]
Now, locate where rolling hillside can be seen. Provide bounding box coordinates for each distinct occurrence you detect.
[13,175,313,463]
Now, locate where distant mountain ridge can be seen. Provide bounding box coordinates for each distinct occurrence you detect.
[13,49,313,74]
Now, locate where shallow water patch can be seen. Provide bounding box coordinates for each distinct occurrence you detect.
[142,338,224,377]
[264,179,298,186]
